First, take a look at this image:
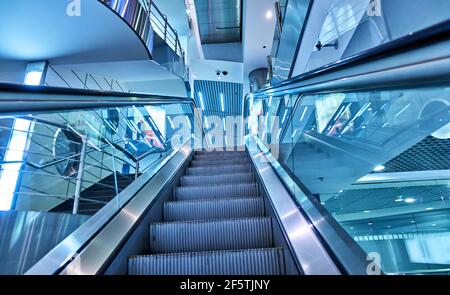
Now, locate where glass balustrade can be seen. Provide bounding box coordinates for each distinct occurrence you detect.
[0,100,197,274]
[247,84,450,274]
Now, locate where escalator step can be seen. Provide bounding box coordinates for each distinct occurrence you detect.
[164,197,265,222]
[190,158,250,167]
[187,164,252,176]
[149,217,273,254]
[194,154,247,161]
[195,150,247,156]
[175,183,258,201]
[128,248,285,275]
[180,172,255,187]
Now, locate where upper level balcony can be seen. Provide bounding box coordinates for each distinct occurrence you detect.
[100,0,187,79]
[0,0,188,95]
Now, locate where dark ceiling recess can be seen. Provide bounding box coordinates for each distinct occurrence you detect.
[195,0,242,44]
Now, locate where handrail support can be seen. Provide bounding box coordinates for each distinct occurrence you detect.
[73,136,87,215]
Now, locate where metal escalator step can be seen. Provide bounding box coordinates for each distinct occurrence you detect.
[187,164,251,176]
[194,154,248,161]
[175,183,258,201]
[196,150,247,156]
[164,197,264,222]
[149,217,273,253]
[190,158,250,167]
[128,247,285,275]
[180,172,255,186]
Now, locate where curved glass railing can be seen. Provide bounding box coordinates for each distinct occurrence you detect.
[245,22,450,274]
[99,0,187,79]
[0,86,201,274]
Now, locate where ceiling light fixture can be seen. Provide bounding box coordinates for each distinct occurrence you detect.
[373,165,385,172]
[198,92,205,110]
[220,93,225,112]
[266,10,273,19]
[404,198,416,204]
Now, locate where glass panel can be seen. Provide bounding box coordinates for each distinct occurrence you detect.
[0,102,195,274]
[259,84,450,274]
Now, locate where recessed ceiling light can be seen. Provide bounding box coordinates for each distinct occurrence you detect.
[426,207,433,210]
[404,197,416,204]
[266,10,273,19]
[373,165,385,172]
[349,227,354,230]
[387,226,391,228]
[432,224,437,227]
[395,198,404,202]
[368,222,373,225]
[363,210,371,213]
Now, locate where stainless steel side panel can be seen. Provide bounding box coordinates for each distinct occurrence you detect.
[26,142,192,275]
[246,136,341,275]
[58,144,192,275]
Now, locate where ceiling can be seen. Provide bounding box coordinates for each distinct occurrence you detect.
[0,0,149,64]
[193,80,244,119]
[242,0,277,93]
[195,0,242,44]
[373,136,450,173]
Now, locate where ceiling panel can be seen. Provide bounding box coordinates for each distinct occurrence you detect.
[193,80,243,118]
[374,136,450,173]
[195,0,242,44]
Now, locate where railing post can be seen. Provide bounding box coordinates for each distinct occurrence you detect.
[163,14,168,42]
[175,31,179,54]
[135,161,140,180]
[73,137,87,215]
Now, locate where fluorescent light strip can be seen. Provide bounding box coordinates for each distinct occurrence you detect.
[198,92,205,110]
[220,93,225,112]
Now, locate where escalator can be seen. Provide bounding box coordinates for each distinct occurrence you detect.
[128,150,285,275]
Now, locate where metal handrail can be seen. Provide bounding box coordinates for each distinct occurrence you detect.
[145,0,185,59]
